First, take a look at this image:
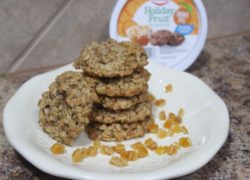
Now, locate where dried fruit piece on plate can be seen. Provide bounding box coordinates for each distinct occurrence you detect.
[154,99,166,106]
[159,111,166,120]
[144,138,158,150]
[109,156,128,167]
[50,143,65,155]
[179,137,192,148]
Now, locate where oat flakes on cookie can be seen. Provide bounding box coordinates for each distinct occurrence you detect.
[86,116,154,141]
[98,92,151,111]
[95,69,151,97]
[74,39,148,78]
[38,71,98,145]
[92,102,152,124]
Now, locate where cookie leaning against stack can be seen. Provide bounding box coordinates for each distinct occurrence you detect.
[74,38,154,141]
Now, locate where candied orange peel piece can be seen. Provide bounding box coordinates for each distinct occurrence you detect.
[137,146,149,158]
[112,143,126,154]
[85,146,98,157]
[164,84,173,93]
[165,145,178,156]
[93,141,101,149]
[50,143,65,155]
[159,111,166,120]
[155,146,166,155]
[179,137,192,148]
[157,128,167,139]
[109,156,128,167]
[172,125,182,134]
[72,148,86,163]
[120,150,138,161]
[178,108,185,118]
[164,120,172,129]
[154,99,166,106]
[181,125,189,134]
[144,138,158,150]
[131,141,144,150]
[148,123,159,133]
[101,145,114,156]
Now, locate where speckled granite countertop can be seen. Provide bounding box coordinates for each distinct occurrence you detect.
[1,34,250,179]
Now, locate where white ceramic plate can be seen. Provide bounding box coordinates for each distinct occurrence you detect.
[3,63,229,180]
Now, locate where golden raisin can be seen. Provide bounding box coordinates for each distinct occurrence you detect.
[148,123,159,133]
[179,137,192,148]
[154,99,166,106]
[164,120,172,129]
[144,138,158,150]
[164,84,173,93]
[109,156,128,167]
[159,111,166,120]
[101,145,114,156]
[165,145,178,156]
[131,142,144,150]
[178,108,185,118]
[155,146,166,155]
[50,143,65,155]
[85,146,98,157]
[137,146,149,158]
[112,143,125,154]
[72,148,86,163]
[120,150,138,161]
[157,128,167,139]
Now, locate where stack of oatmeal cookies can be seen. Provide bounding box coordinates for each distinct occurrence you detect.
[74,39,153,141]
[38,39,154,145]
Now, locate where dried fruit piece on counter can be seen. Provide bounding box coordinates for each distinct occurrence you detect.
[72,148,86,163]
[157,128,167,139]
[144,138,158,150]
[164,84,173,93]
[159,111,166,120]
[154,99,166,106]
[109,156,128,167]
[179,137,192,148]
[120,150,138,161]
[50,143,65,155]
[100,145,114,156]
[148,123,159,133]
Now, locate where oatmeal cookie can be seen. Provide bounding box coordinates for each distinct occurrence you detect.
[38,71,98,145]
[85,116,154,141]
[98,92,151,110]
[95,69,151,97]
[74,39,148,78]
[92,102,152,124]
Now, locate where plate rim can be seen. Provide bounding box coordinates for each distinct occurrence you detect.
[3,63,229,180]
